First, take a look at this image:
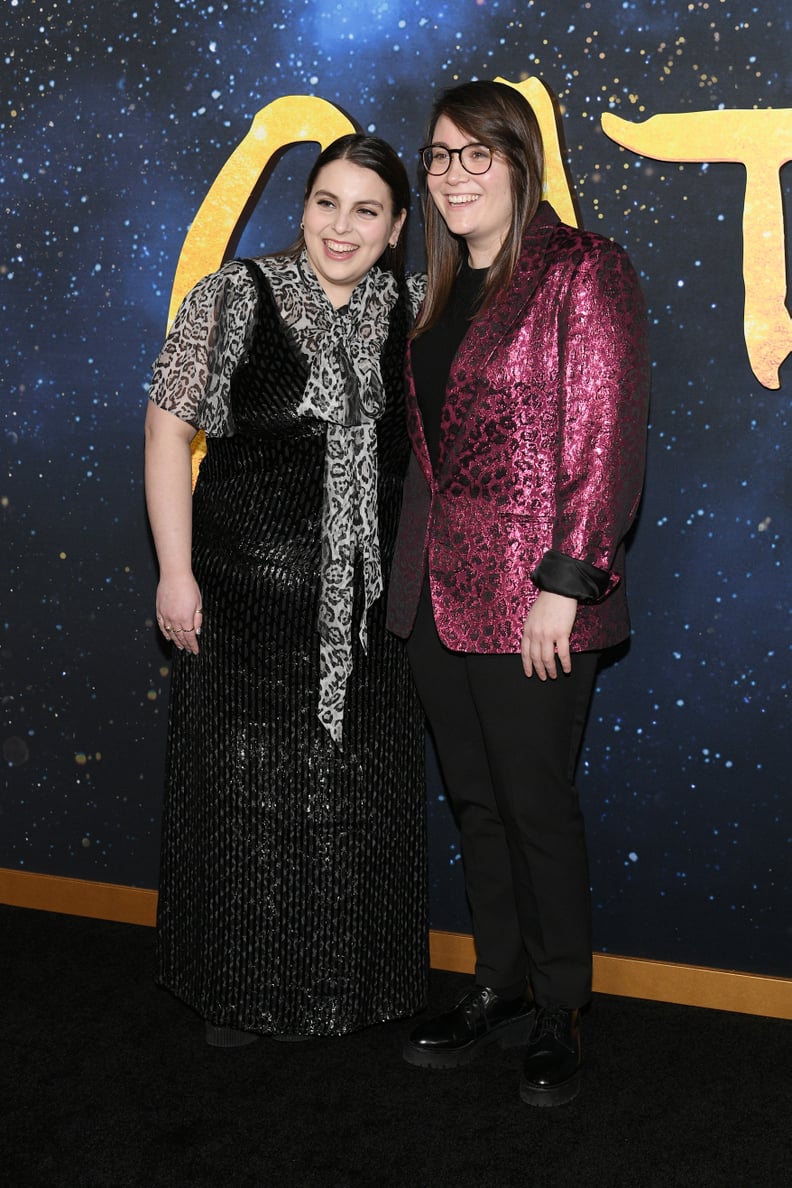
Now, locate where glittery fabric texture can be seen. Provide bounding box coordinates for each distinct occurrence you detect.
[388,204,650,652]
[156,270,428,1036]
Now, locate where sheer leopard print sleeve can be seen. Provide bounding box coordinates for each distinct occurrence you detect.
[406,272,427,322]
[147,260,257,436]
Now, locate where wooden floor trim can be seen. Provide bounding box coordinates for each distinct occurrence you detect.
[429,930,792,1020]
[0,868,158,927]
[3,868,790,1019]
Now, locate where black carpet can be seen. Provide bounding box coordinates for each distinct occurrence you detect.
[2,905,790,1187]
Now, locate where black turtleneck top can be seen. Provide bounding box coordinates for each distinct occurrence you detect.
[410,262,488,472]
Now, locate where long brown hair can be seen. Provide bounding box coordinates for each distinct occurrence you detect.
[281,133,410,278]
[414,80,544,336]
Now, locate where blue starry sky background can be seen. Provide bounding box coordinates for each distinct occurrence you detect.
[2,0,790,975]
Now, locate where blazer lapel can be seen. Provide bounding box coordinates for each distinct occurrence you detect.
[435,203,560,481]
[404,341,434,488]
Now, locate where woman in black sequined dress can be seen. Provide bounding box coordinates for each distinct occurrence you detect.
[144,135,428,1044]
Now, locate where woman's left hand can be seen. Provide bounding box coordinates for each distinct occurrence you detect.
[521,591,578,680]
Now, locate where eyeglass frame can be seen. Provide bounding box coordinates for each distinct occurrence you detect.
[418,143,495,176]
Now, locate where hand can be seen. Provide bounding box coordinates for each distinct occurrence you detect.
[521,591,578,680]
[155,574,203,654]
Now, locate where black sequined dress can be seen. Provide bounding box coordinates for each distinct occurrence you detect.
[156,266,428,1036]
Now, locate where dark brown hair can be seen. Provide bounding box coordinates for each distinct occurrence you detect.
[414,80,544,336]
[282,133,410,277]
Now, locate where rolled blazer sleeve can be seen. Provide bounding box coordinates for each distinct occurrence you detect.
[542,240,650,588]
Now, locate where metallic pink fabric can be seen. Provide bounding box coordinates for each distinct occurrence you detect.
[387,204,650,653]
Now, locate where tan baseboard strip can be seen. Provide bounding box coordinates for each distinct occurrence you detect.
[2,869,789,1019]
[429,929,792,1020]
[0,868,158,927]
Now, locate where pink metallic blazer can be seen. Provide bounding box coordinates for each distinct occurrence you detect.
[387,204,650,654]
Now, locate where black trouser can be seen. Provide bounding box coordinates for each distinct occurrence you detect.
[407,587,599,1008]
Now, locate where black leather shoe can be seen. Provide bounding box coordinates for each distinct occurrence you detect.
[403,984,536,1069]
[519,1006,582,1106]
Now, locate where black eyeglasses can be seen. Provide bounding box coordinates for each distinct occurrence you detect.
[419,144,494,176]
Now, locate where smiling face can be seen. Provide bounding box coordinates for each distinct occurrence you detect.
[301,159,407,307]
[426,114,514,269]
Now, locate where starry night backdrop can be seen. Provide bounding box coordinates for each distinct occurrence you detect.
[2,0,790,978]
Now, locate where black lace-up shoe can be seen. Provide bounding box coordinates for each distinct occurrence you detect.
[519,1006,582,1106]
[402,984,536,1069]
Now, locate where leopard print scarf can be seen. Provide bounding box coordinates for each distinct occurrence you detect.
[256,251,400,744]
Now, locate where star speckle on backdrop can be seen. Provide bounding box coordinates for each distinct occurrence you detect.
[2,0,790,974]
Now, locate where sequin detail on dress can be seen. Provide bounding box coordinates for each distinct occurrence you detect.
[154,265,428,1036]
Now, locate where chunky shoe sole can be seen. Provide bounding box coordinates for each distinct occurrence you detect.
[519,1068,582,1107]
[402,1012,536,1069]
[204,1022,260,1048]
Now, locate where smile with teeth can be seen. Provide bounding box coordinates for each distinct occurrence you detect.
[324,239,358,254]
[446,194,480,206]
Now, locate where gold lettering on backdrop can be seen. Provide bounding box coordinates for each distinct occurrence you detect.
[172,77,576,326]
[172,80,576,480]
[602,109,792,390]
[172,91,792,403]
[169,95,355,323]
[168,95,355,477]
[497,76,578,227]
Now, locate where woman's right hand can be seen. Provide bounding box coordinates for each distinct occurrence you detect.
[145,402,202,654]
[156,573,203,654]
[520,590,577,680]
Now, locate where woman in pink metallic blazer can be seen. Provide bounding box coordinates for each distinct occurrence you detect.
[387,80,650,1106]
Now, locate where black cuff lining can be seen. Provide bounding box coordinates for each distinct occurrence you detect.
[530,549,610,603]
